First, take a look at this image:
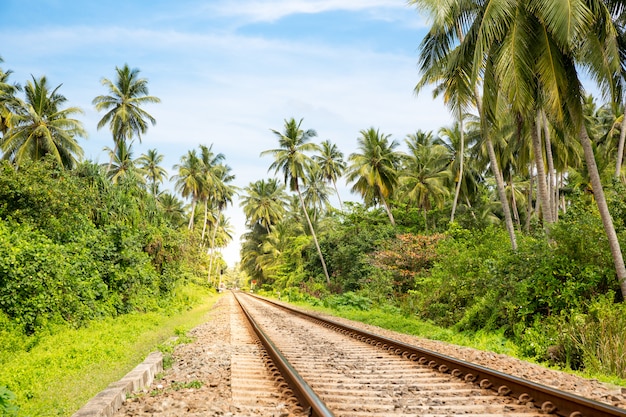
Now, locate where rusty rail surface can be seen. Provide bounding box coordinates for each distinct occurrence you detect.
[233,292,335,417]
[246,292,626,417]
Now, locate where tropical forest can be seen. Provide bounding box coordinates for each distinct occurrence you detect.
[3,1,626,416]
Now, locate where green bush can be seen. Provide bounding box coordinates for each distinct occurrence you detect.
[0,385,18,417]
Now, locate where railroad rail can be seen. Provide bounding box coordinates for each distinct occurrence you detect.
[234,291,626,417]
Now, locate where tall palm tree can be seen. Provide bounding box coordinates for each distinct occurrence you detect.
[241,179,288,233]
[137,148,168,195]
[302,164,333,220]
[173,149,204,230]
[314,140,346,211]
[198,144,225,242]
[346,127,401,226]
[261,117,331,285]
[92,64,160,169]
[437,123,482,214]
[415,0,626,296]
[412,0,518,248]
[1,76,85,169]
[207,163,236,283]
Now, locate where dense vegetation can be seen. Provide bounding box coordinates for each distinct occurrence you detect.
[237,0,626,383]
[3,1,626,414]
[0,60,235,415]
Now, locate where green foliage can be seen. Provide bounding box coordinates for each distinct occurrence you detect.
[322,292,372,311]
[0,159,206,333]
[0,287,216,417]
[318,204,396,292]
[0,386,18,417]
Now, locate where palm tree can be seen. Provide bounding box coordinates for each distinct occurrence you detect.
[411,0,518,248]
[261,117,331,285]
[198,144,226,242]
[314,140,346,211]
[241,179,288,233]
[137,148,168,195]
[346,127,401,226]
[415,0,626,296]
[1,76,85,169]
[0,57,20,137]
[92,64,160,169]
[207,163,236,283]
[400,132,452,229]
[437,123,482,215]
[302,164,333,220]
[173,149,204,230]
[158,192,186,228]
[103,140,145,185]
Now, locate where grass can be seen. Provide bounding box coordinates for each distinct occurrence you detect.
[0,290,220,417]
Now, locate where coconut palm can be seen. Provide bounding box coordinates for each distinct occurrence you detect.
[261,117,331,285]
[173,149,204,230]
[241,178,288,233]
[103,140,145,185]
[411,0,518,248]
[198,144,226,242]
[137,148,168,195]
[92,64,160,169]
[1,76,85,169]
[346,127,401,226]
[0,57,20,136]
[302,164,333,220]
[414,0,626,296]
[400,133,452,229]
[207,163,236,283]
[314,140,346,211]
[436,123,482,212]
[158,192,186,228]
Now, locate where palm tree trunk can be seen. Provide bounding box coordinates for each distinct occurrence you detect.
[201,200,209,242]
[332,179,344,211]
[208,212,220,284]
[451,107,464,222]
[465,196,477,220]
[188,199,197,230]
[615,110,626,179]
[526,171,533,233]
[542,111,556,221]
[531,113,553,226]
[380,192,396,226]
[296,185,331,285]
[580,125,626,299]
[486,137,518,250]
[473,87,517,250]
[509,177,520,228]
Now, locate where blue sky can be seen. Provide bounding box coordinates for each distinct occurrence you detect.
[0,0,451,266]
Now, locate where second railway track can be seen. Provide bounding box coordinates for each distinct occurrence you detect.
[235,291,626,417]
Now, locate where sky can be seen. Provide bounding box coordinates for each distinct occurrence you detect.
[0,0,451,266]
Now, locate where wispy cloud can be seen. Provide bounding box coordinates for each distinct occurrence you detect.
[208,0,405,22]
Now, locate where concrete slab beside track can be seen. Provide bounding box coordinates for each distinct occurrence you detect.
[71,351,163,417]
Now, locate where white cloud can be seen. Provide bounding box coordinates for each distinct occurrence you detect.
[0,2,448,267]
[207,0,405,23]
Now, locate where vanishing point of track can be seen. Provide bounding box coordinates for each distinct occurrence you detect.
[232,291,626,417]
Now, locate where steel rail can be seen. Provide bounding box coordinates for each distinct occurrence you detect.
[247,292,626,417]
[233,292,335,417]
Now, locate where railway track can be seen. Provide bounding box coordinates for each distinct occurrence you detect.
[234,291,626,417]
